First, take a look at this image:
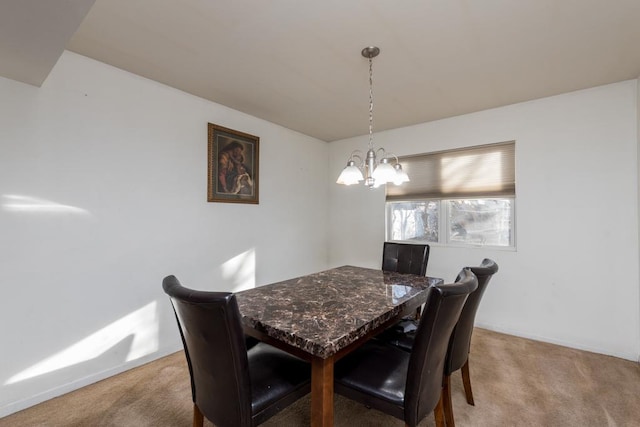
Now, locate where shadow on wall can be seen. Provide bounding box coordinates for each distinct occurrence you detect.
[3,248,257,387]
[1,198,257,414]
[4,301,159,386]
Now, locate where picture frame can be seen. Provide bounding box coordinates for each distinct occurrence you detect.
[207,123,259,204]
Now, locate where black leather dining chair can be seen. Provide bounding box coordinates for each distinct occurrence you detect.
[379,259,499,426]
[382,242,430,319]
[441,259,498,426]
[382,241,430,276]
[162,275,311,427]
[334,269,478,427]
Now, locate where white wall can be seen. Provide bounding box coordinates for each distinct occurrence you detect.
[329,80,640,362]
[0,51,329,416]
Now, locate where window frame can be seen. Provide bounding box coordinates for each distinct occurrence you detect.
[385,196,516,250]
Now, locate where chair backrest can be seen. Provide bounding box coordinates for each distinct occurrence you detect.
[382,242,430,276]
[445,258,499,375]
[162,275,252,427]
[404,268,478,426]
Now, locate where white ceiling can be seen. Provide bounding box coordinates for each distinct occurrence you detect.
[3,0,640,142]
[0,0,96,86]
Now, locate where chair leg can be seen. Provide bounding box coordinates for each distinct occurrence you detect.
[434,392,446,427]
[461,359,475,405]
[193,403,204,427]
[442,374,455,427]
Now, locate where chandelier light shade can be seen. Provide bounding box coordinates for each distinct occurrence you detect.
[335,158,364,185]
[336,46,409,188]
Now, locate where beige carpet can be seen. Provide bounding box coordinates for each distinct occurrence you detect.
[2,328,639,426]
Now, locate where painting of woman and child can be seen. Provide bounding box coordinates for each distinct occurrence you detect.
[208,123,259,204]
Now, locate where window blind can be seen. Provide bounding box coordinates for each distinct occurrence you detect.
[386,141,515,201]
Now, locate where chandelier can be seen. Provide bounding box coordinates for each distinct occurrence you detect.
[336,46,409,188]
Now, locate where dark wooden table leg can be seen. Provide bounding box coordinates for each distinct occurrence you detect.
[311,355,334,427]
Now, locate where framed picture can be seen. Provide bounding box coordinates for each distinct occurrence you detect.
[208,123,259,204]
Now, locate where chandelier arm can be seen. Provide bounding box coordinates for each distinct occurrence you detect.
[349,151,364,168]
[383,152,400,163]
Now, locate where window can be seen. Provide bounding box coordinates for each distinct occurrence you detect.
[387,198,515,247]
[385,142,516,249]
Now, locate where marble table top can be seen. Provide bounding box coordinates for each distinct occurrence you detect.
[236,265,444,359]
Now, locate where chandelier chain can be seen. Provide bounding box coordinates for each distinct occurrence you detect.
[335,46,408,187]
[368,56,374,149]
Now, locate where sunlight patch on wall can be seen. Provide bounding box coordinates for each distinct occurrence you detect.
[5,302,159,385]
[2,195,90,215]
[222,248,256,292]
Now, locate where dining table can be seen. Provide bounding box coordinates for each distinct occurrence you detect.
[235,265,444,427]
